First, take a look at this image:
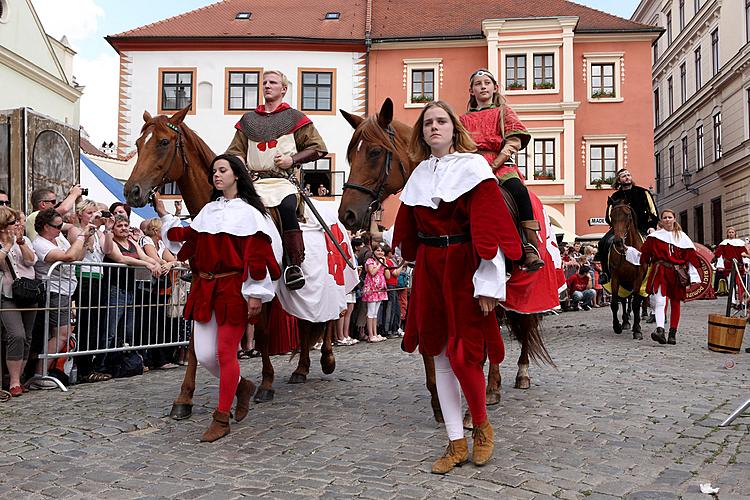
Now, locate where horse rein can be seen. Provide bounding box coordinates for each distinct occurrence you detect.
[611,204,635,257]
[342,124,407,217]
[146,122,190,202]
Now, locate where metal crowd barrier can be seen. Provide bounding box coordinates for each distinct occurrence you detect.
[24,261,192,392]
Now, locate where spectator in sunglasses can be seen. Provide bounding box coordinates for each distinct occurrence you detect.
[25,185,84,241]
[0,189,10,207]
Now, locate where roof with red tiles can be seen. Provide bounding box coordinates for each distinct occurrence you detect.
[80,137,110,158]
[371,0,658,40]
[107,0,366,42]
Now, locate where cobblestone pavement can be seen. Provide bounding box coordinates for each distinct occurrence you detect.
[1,299,749,499]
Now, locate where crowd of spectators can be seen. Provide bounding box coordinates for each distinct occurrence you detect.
[0,186,189,397]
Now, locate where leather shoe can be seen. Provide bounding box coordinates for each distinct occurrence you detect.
[9,386,23,397]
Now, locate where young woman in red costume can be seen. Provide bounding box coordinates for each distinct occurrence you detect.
[393,101,522,474]
[459,69,543,272]
[715,227,750,308]
[161,154,281,442]
[639,209,701,345]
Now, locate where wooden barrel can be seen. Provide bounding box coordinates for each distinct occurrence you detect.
[708,314,747,353]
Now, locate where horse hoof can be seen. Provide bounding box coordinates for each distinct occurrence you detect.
[169,403,193,420]
[433,409,444,424]
[254,388,275,403]
[633,331,643,340]
[613,324,623,334]
[288,372,307,384]
[622,322,631,330]
[321,357,336,375]
[485,391,502,406]
[463,412,474,431]
[515,376,531,389]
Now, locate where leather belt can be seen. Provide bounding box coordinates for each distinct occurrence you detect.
[417,232,471,248]
[198,271,240,281]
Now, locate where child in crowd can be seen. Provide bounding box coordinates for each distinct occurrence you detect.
[361,243,389,343]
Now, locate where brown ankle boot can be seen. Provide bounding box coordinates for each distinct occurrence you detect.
[234,378,255,423]
[472,419,495,466]
[431,438,469,474]
[520,220,545,272]
[199,410,231,442]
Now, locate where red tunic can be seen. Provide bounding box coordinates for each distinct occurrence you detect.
[460,106,530,181]
[166,227,281,326]
[393,179,522,366]
[639,235,701,301]
[715,241,747,275]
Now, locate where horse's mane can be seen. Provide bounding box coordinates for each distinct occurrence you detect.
[346,115,410,166]
[141,115,216,167]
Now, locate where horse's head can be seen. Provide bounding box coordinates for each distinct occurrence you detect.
[609,199,636,252]
[124,107,191,207]
[338,98,412,231]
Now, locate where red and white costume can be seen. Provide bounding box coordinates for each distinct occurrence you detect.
[162,198,282,413]
[715,239,747,275]
[639,229,701,331]
[393,152,522,440]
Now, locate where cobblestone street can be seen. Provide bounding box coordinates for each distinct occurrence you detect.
[1,299,749,499]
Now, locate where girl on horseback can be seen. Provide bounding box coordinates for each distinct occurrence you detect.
[459,69,543,272]
[163,154,281,442]
[393,101,522,474]
[639,209,701,345]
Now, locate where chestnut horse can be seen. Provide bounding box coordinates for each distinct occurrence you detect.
[338,98,553,423]
[123,107,341,419]
[607,200,647,339]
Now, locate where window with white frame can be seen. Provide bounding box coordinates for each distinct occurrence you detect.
[533,139,556,180]
[713,111,722,160]
[505,55,527,90]
[586,54,623,102]
[403,59,441,107]
[668,76,674,115]
[514,149,528,179]
[654,87,660,126]
[655,151,662,194]
[679,63,686,105]
[679,0,685,30]
[591,64,615,98]
[301,156,344,197]
[696,124,704,170]
[694,47,702,89]
[585,136,625,188]
[666,11,673,45]
[681,136,689,172]
[669,146,675,186]
[711,28,719,75]
[501,46,559,94]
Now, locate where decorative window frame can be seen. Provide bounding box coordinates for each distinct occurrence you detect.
[403,58,443,108]
[582,135,626,189]
[302,154,339,200]
[224,67,263,115]
[525,128,563,185]
[695,121,705,171]
[158,67,197,116]
[499,44,561,95]
[583,53,624,103]
[297,68,337,116]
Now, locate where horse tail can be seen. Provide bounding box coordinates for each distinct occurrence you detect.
[503,310,555,367]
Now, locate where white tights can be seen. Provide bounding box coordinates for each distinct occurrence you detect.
[653,286,667,329]
[434,348,464,441]
[193,315,221,379]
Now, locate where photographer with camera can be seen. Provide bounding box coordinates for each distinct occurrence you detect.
[25,185,85,241]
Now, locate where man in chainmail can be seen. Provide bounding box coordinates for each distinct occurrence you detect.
[226,70,327,290]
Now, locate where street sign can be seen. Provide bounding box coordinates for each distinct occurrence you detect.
[588,217,607,226]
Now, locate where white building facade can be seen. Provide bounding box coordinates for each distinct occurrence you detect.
[633,0,750,242]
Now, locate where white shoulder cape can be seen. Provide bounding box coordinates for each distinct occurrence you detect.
[400,152,494,208]
[647,229,695,250]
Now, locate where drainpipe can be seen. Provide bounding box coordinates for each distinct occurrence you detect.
[364,0,372,115]
[22,107,28,214]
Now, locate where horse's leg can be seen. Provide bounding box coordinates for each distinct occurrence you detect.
[632,292,643,339]
[320,321,335,375]
[423,354,443,423]
[486,362,502,405]
[253,305,275,402]
[169,334,197,420]
[515,342,531,389]
[622,295,631,330]
[289,320,313,384]
[611,279,622,334]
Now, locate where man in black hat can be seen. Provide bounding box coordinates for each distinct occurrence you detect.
[595,168,659,283]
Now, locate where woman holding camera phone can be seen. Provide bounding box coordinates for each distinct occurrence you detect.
[0,207,37,396]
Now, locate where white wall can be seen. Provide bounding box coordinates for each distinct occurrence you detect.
[123,49,360,183]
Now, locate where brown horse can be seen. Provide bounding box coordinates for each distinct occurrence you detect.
[338,98,552,423]
[123,107,336,419]
[607,200,647,339]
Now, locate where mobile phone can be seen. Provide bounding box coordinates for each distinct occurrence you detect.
[81,188,89,196]
[100,210,111,218]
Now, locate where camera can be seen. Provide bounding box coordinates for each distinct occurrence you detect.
[100,210,111,218]
[81,188,89,196]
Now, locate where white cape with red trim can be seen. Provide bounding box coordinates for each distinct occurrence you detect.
[716,238,748,270]
[646,229,700,284]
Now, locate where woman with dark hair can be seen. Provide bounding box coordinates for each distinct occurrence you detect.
[161,154,281,442]
[639,209,701,344]
[395,101,522,473]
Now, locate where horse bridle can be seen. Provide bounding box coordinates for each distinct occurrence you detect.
[611,204,634,256]
[342,124,407,218]
[145,122,190,201]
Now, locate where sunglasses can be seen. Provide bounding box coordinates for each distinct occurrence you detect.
[48,222,64,230]
[42,199,58,205]
[6,219,17,226]
[0,201,10,206]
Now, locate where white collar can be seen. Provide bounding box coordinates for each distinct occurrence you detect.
[399,152,494,208]
[191,197,272,236]
[718,238,746,247]
[647,228,695,249]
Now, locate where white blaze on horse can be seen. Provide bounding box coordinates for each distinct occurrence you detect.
[338,98,559,424]
[123,107,357,420]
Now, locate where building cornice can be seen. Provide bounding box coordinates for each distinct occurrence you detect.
[652,0,720,79]
[0,45,82,102]
[371,39,486,50]
[106,36,365,53]
[482,17,580,35]
[511,102,581,113]
[539,194,583,204]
